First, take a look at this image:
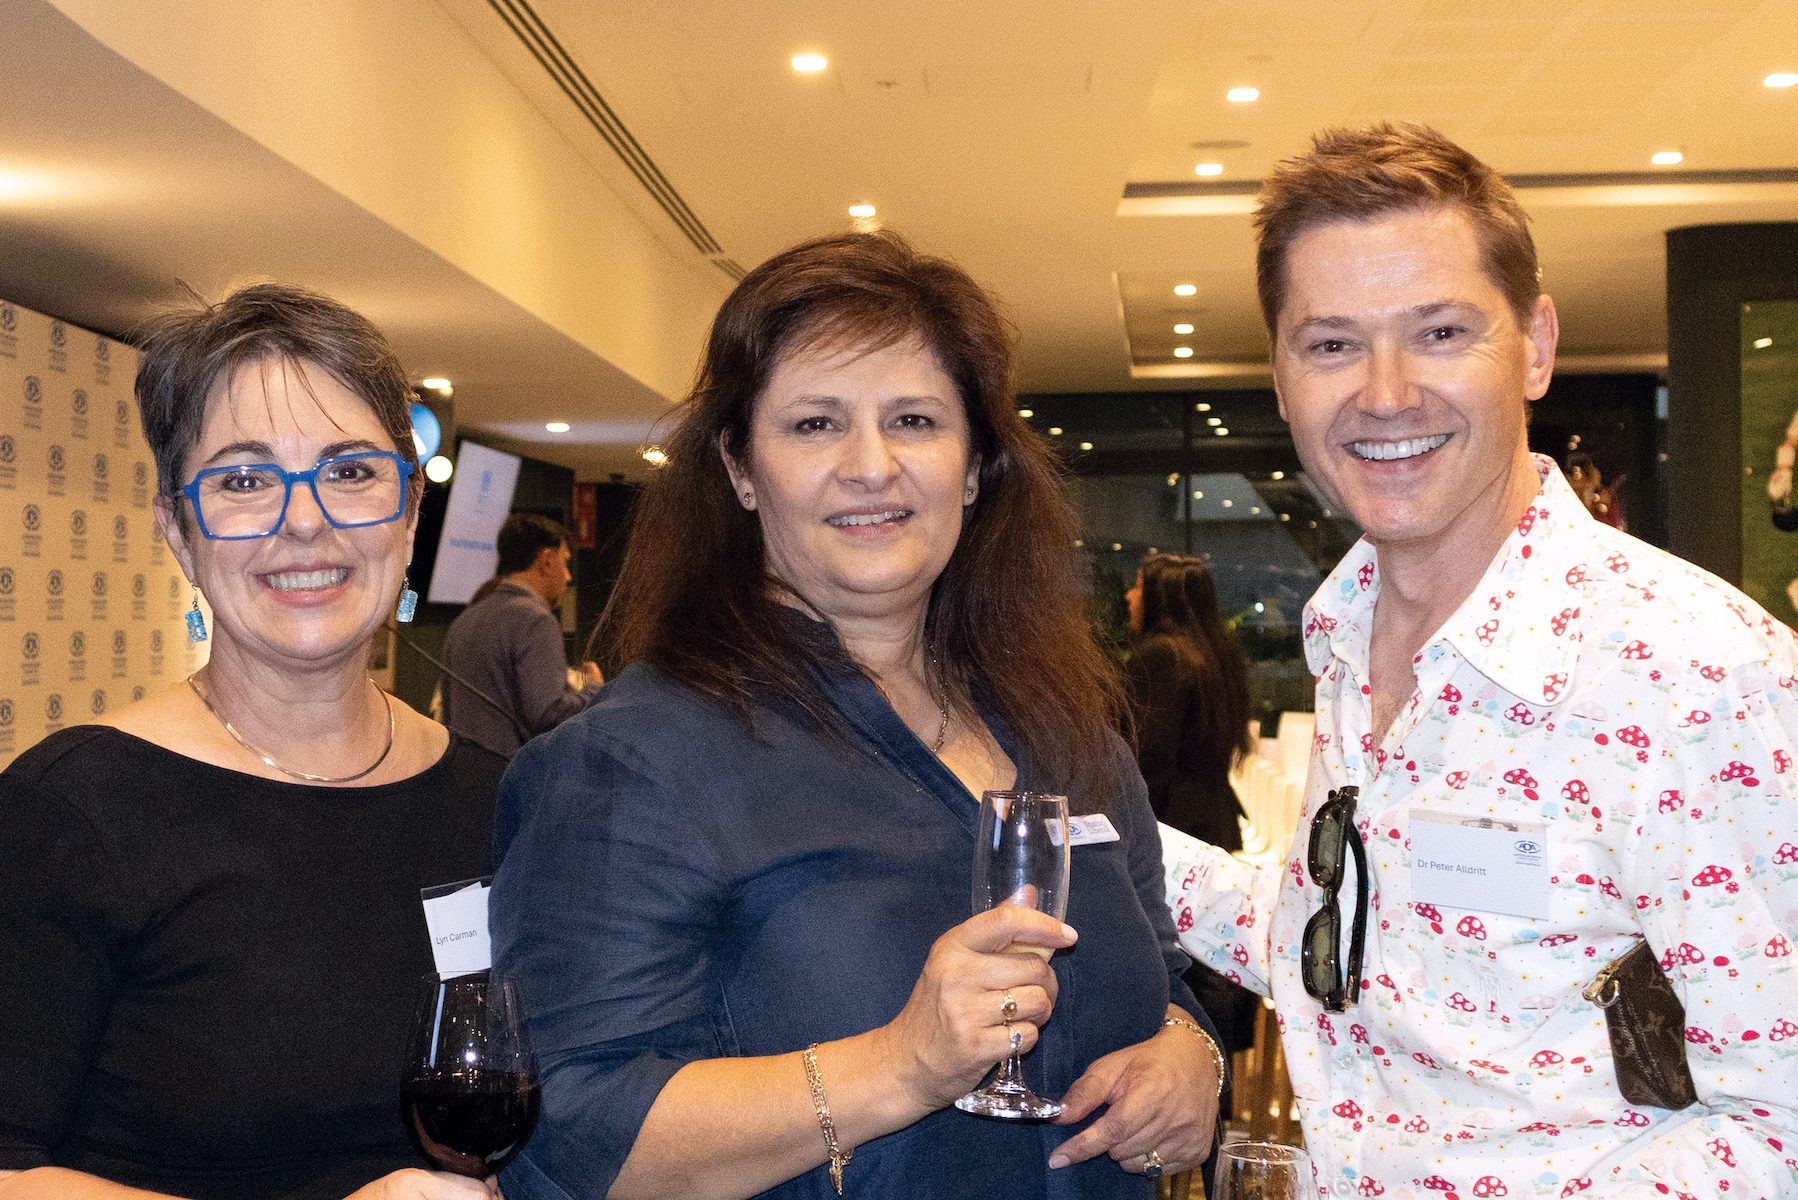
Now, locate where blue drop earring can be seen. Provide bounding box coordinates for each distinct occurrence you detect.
[185,590,208,643]
[396,574,418,623]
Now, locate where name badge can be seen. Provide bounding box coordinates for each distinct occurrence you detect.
[1068,814,1121,846]
[421,877,492,975]
[1409,810,1550,921]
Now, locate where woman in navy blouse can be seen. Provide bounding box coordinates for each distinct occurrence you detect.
[489,231,1222,1200]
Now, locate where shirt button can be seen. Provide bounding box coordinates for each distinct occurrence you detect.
[1334,1182,1355,1197]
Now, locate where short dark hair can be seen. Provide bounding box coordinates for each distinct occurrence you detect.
[134,283,420,507]
[601,230,1123,801]
[497,513,571,575]
[1254,122,1541,334]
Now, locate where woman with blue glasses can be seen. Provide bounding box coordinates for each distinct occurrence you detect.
[0,285,502,1200]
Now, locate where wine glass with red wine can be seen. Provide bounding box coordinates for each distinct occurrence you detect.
[402,971,541,1179]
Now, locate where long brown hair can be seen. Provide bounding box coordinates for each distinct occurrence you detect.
[599,230,1122,797]
[1136,552,1253,776]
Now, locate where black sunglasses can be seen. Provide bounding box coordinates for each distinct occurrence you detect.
[1301,785,1369,1012]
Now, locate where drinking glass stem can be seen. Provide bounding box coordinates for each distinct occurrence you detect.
[992,1049,1027,1093]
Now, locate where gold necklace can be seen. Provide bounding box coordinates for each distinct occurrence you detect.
[929,656,949,754]
[187,672,395,784]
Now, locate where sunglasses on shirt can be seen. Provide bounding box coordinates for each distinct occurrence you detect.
[1301,785,1369,1013]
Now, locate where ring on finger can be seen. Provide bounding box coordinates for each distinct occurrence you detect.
[1142,1149,1164,1180]
[1001,991,1019,1024]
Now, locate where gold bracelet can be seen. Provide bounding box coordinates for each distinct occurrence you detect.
[1163,1015,1227,1098]
[802,1044,852,1195]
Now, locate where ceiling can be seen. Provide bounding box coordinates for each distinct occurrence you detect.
[2,0,1795,479]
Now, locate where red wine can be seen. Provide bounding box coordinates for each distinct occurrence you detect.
[401,1071,541,1178]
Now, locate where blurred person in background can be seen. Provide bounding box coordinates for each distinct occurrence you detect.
[0,285,500,1200]
[1123,552,1261,1063]
[489,230,1223,1200]
[440,512,603,758]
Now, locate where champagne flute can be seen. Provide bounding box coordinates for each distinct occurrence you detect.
[1211,1139,1314,1200]
[954,790,1070,1120]
[401,970,541,1179]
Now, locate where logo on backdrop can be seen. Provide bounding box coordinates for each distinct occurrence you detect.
[22,375,43,430]
[23,505,38,532]
[0,433,13,490]
[90,570,108,621]
[47,444,66,497]
[0,697,12,754]
[68,630,87,681]
[0,698,11,725]
[0,304,14,332]
[69,509,87,560]
[92,454,109,503]
[50,320,65,348]
[20,630,40,686]
[71,387,90,439]
[110,627,128,676]
[21,504,41,558]
[112,514,129,563]
[45,569,63,621]
[45,693,62,726]
[47,322,67,373]
[91,689,106,715]
[91,571,106,597]
[0,566,13,622]
[22,632,37,659]
[0,433,13,461]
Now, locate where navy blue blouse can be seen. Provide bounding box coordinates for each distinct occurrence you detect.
[491,641,1209,1200]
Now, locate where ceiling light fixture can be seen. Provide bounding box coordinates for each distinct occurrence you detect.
[1017,408,1035,418]
[791,53,828,73]
[1754,337,1774,349]
[1195,402,1211,412]
[1271,470,1285,480]
[1206,416,1222,426]
[1192,490,1204,500]
[545,421,570,433]
[641,446,669,467]
[420,376,453,395]
[424,455,454,483]
[1174,346,1195,358]
[848,203,877,219]
[1226,87,1259,103]
[1214,427,1229,436]
[1765,72,1797,88]
[1048,426,1064,436]
[1650,150,1684,166]
[1174,322,1194,335]
[1221,499,1234,508]
[1173,283,1197,297]
[1193,162,1224,177]
[1078,441,1094,450]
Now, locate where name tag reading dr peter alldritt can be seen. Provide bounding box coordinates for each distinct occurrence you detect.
[1408,810,1551,921]
[420,877,492,975]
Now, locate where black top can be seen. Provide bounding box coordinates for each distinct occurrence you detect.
[1124,634,1244,852]
[0,725,503,1199]
[491,623,1210,1200]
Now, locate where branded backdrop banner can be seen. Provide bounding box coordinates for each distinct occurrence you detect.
[0,298,208,769]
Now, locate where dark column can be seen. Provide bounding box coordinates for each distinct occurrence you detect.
[1665,223,1798,583]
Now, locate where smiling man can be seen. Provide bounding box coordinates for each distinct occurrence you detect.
[1165,125,1798,1198]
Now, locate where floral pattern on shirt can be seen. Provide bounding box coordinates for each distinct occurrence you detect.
[1165,458,1798,1200]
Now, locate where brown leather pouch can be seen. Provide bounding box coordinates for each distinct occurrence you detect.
[1583,940,1697,1110]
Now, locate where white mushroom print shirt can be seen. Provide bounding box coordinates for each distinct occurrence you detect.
[1165,459,1798,1200]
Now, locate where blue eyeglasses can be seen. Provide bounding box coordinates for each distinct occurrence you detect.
[181,450,414,540]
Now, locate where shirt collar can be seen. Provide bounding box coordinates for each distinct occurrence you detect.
[1302,455,1594,706]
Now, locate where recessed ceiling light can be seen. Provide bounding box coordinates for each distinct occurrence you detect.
[1651,150,1684,166]
[848,203,877,219]
[1173,283,1198,297]
[1048,426,1064,436]
[423,455,454,483]
[1754,337,1774,349]
[420,376,453,394]
[1079,441,1094,451]
[1206,416,1222,426]
[1167,473,1180,487]
[1765,72,1798,88]
[1279,512,1291,522]
[1174,322,1194,335]
[1192,490,1204,500]
[1221,499,1234,508]
[1174,346,1195,358]
[1226,87,1259,103]
[1195,402,1212,412]
[1193,162,1224,177]
[791,53,828,73]
[641,446,669,467]
[1250,506,1261,514]
[1111,542,1123,552]
[1017,407,1035,418]
[1271,470,1285,480]
[1214,427,1230,436]
[545,421,570,433]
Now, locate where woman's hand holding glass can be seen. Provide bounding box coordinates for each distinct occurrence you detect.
[1047,1015,1222,1177]
[345,1168,498,1198]
[874,902,1077,1113]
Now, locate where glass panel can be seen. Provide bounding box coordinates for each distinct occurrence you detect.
[1740,300,1798,625]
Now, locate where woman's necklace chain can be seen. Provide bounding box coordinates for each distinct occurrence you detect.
[186,672,396,784]
[929,655,949,754]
